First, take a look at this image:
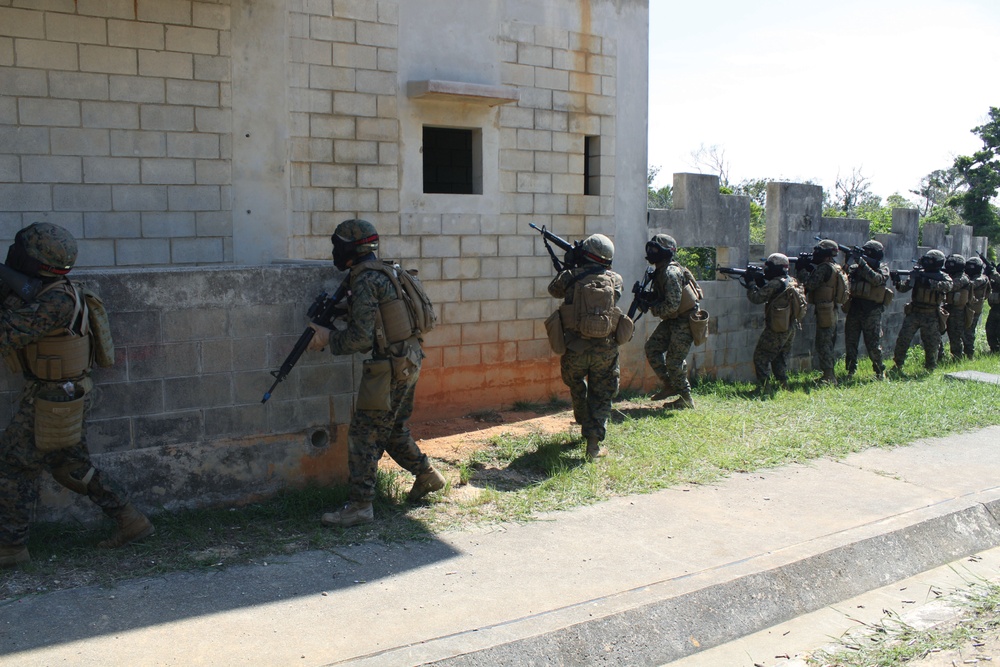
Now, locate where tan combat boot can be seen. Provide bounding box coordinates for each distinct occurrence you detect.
[98,503,154,549]
[819,370,837,386]
[408,466,446,502]
[665,391,694,410]
[585,435,606,460]
[321,501,374,527]
[0,545,30,568]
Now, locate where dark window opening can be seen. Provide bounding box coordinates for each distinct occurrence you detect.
[584,135,600,196]
[423,126,481,194]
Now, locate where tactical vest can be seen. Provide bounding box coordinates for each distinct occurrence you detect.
[969,276,991,314]
[989,278,1000,306]
[912,280,945,308]
[18,281,92,381]
[808,263,848,305]
[352,260,419,353]
[850,267,887,304]
[944,282,970,309]
[675,265,703,317]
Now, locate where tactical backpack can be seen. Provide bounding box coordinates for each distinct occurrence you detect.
[358,260,438,346]
[561,268,620,339]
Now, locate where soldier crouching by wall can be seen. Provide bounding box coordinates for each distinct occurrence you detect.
[307,219,445,528]
[547,234,625,460]
[0,223,153,568]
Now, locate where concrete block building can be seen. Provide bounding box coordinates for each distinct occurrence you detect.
[0,0,651,515]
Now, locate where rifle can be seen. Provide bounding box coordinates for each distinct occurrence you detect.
[978,251,996,275]
[814,235,865,265]
[889,268,949,283]
[529,223,581,272]
[0,263,43,303]
[261,281,350,403]
[718,264,765,289]
[627,266,656,322]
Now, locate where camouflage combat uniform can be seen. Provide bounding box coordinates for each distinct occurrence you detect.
[941,273,971,361]
[893,271,953,370]
[797,260,846,377]
[644,261,694,398]
[844,259,891,376]
[962,273,990,358]
[747,275,800,385]
[0,282,129,547]
[986,271,1000,353]
[548,266,623,444]
[327,260,431,504]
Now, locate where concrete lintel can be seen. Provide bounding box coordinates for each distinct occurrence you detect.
[407,79,520,106]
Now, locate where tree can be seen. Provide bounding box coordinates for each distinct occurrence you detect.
[688,143,730,186]
[949,107,1000,241]
[829,167,874,216]
[730,178,768,244]
[647,166,673,209]
[910,168,962,216]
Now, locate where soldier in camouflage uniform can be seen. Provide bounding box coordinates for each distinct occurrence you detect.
[939,254,971,362]
[548,234,623,459]
[746,254,803,388]
[963,256,992,358]
[843,240,891,380]
[0,223,153,568]
[891,249,953,373]
[307,219,445,527]
[984,258,1000,353]
[642,234,699,410]
[795,239,849,385]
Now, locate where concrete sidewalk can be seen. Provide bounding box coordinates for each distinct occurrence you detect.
[3,426,1000,666]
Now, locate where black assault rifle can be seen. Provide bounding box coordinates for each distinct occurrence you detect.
[261,280,350,403]
[718,264,765,288]
[627,266,656,322]
[529,223,582,272]
[978,251,996,275]
[889,268,950,283]
[0,262,43,303]
[814,235,866,265]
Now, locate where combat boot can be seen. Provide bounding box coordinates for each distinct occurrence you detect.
[650,386,674,401]
[665,391,694,410]
[321,501,374,527]
[819,370,837,386]
[0,545,30,568]
[585,435,606,460]
[407,466,445,502]
[98,503,154,549]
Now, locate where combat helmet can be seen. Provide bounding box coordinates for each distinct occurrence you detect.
[763,252,790,278]
[579,234,614,267]
[645,234,677,264]
[966,256,985,277]
[812,239,838,261]
[944,253,966,275]
[919,249,946,272]
[5,222,77,278]
[861,240,884,261]
[332,219,379,270]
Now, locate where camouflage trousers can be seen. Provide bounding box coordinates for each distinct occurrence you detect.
[0,389,129,547]
[942,305,968,360]
[963,309,983,359]
[348,359,429,503]
[644,316,692,396]
[893,307,943,370]
[986,305,1000,353]
[844,301,884,374]
[813,321,838,374]
[561,343,620,442]
[753,326,795,384]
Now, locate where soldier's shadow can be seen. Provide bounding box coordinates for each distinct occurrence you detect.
[466,439,587,492]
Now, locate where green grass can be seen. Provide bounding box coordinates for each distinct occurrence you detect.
[5,348,1000,596]
[808,580,1000,666]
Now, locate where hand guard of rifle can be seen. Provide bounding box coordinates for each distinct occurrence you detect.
[261,283,349,403]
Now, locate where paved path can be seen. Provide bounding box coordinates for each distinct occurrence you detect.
[2,426,1000,666]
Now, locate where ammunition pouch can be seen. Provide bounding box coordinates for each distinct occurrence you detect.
[377,297,416,348]
[677,282,699,316]
[389,343,421,382]
[23,333,91,381]
[34,391,86,451]
[613,308,634,344]
[815,300,836,328]
[767,299,791,334]
[545,309,567,354]
[913,286,944,307]
[357,358,392,411]
[688,309,709,346]
[945,287,970,309]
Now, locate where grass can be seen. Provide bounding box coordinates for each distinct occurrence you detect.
[808,580,1000,666]
[5,346,1000,596]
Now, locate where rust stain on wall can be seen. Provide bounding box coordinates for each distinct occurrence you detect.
[298,423,349,483]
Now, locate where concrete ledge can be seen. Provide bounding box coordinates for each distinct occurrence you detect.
[945,370,1000,385]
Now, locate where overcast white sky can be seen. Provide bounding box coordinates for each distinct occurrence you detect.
[647,0,1000,202]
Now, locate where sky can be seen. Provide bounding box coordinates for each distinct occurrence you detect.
[647,0,1000,203]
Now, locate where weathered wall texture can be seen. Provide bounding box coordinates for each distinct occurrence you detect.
[0,0,651,519]
[640,174,989,388]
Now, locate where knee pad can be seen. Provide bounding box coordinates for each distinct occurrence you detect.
[52,465,96,495]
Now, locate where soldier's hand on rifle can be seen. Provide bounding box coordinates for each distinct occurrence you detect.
[986,262,996,277]
[795,253,812,272]
[307,323,331,351]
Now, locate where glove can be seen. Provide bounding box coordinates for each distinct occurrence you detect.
[795,254,812,272]
[986,263,995,277]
